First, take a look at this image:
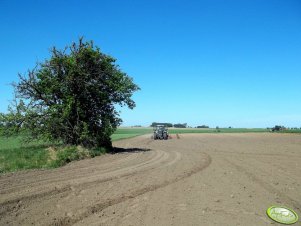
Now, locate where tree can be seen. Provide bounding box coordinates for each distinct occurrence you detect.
[1,38,140,149]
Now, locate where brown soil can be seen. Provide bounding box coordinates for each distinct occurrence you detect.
[0,133,300,226]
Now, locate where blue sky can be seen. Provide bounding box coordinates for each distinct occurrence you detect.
[1,0,301,128]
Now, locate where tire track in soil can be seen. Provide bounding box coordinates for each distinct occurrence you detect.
[0,149,180,218]
[1,151,159,217]
[224,158,301,211]
[0,134,153,193]
[52,153,212,226]
[0,152,142,195]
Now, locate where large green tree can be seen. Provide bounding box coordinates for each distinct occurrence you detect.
[0,38,139,148]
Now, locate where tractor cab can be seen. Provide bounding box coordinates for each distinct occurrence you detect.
[153,125,169,140]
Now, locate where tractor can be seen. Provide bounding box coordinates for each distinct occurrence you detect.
[271,125,285,132]
[153,125,169,140]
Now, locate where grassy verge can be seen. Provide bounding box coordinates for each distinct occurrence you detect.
[0,135,107,173]
[0,136,52,173]
[0,128,152,173]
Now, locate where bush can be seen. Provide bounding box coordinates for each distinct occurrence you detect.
[52,147,81,167]
[50,145,107,167]
[90,147,107,157]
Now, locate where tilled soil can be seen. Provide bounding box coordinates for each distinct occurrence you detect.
[0,133,300,226]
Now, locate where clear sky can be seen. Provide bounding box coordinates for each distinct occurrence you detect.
[1,0,301,128]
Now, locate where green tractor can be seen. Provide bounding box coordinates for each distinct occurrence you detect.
[153,125,169,140]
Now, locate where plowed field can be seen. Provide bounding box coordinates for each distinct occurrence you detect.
[1,133,300,225]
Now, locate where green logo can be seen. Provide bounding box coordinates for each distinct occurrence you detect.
[267,206,299,224]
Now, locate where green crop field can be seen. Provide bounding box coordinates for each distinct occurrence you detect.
[168,128,270,134]
[111,127,153,141]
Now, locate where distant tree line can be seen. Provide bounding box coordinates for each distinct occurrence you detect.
[289,127,301,130]
[196,125,209,128]
[150,122,189,128]
[267,125,301,130]
[173,123,187,128]
[150,122,173,127]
